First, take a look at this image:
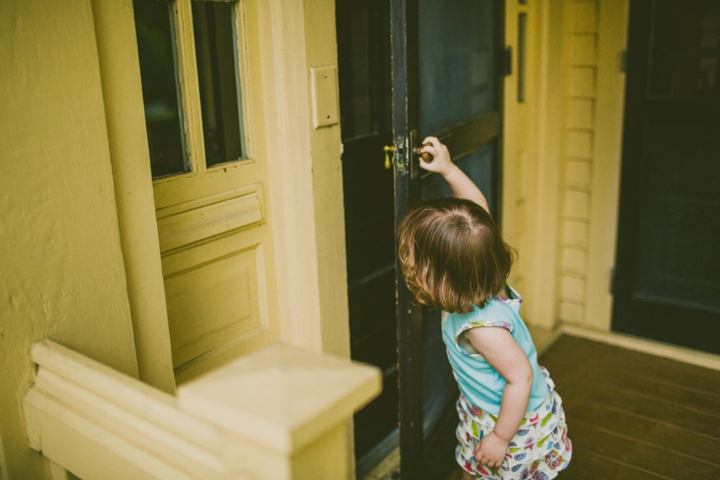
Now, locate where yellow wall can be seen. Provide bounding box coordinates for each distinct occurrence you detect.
[505,0,628,332]
[504,0,566,329]
[0,0,351,476]
[0,0,140,478]
[556,0,628,331]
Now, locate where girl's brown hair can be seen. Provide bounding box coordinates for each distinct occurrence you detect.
[398,197,514,313]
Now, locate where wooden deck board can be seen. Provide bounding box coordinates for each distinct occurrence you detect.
[563,402,720,464]
[541,335,720,479]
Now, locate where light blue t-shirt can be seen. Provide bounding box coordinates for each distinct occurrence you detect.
[441,286,549,415]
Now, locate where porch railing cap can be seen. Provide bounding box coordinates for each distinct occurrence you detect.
[178,343,381,453]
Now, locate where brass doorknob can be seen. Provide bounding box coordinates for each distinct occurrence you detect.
[383,145,396,169]
[413,145,433,163]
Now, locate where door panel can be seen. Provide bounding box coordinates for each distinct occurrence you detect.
[614,0,720,353]
[134,0,279,379]
[162,229,269,369]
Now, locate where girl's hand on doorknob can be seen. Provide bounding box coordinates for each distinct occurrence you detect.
[419,136,455,178]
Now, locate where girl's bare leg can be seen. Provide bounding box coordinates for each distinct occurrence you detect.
[461,470,475,480]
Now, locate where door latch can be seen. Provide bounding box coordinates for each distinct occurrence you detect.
[408,130,432,179]
[383,145,396,170]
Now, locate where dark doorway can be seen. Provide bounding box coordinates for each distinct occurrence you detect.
[336,0,397,475]
[614,0,720,354]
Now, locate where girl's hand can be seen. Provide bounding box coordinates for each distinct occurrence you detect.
[420,136,455,177]
[473,431,509,469]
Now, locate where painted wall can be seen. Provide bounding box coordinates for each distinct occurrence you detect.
[0,0,140,478]
[503,0,566,329]
[504,0,628,333]
[556,0,628,331]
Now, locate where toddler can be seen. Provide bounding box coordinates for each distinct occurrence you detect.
[398,137,572,479]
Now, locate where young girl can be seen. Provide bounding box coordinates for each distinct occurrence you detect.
[398,137,572,480]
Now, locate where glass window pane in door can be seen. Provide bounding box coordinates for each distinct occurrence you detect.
[193,1,246,167]
[134,0,188,178]
[419,0,495,134]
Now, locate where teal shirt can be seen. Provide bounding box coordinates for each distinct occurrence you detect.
[441,287,549,415]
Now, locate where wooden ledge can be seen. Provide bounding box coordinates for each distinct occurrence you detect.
[178,343,382,453]
[24,340,381,479]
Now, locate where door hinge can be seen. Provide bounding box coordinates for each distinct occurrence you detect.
[609,268,616,295]
[620,49,628,73]
[503,46,513,76]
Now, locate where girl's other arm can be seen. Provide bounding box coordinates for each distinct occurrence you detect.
[420,136,490,213]
[464,327,533,468]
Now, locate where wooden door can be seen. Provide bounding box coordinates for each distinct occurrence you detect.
[133,0,279,381]
[614,0,720,354]
[391,0,505,478]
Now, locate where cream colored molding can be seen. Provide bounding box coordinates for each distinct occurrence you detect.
[91,0,176,394]
[157,186,264,253]
[255,0,324,352]
[517,0,565,329]
[24,340,381,480]
[302,0,352,361]
[25,341,225,479]
[301,1,356,471]
[562,325,720,372]
[584,0,629,331]
[179,344,381,455]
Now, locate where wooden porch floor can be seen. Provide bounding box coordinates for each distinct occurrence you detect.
[539,335,720,479]
[365,335,720,480]
[443,335,720,479]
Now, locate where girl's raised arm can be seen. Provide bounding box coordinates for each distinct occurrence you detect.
[419,136,490,213]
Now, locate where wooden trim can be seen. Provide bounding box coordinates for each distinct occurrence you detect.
[584,0,628,332]
[493,0,507,224]
[432,111,501,163]
[257,0,321,351]
[24,340,380,480]
[562,325,720,372]
[390,0,425,477]
[91,0,175,393]
[156,185,264,253]
[171,0,206,180]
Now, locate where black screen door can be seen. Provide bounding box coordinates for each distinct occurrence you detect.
[613,0,720,354]
[391,1,504,478]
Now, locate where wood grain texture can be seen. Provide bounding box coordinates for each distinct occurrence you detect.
[541,336,720,479]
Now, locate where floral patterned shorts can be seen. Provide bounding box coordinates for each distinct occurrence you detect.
[455,366,572,479]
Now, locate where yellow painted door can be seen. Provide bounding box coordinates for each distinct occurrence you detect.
[133,0,279,381]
